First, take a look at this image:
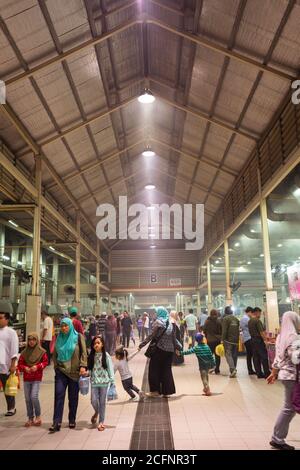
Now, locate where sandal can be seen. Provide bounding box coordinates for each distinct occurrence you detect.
[97,423,105,431]
[33,418,42,426]
[25,419,34,427]
[91,413,98,424]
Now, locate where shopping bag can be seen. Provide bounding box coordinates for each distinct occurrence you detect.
[215,343,225,357]
[50,335,56,354]
[107,383,118,401]
[5,373,19,396]
[79,376,90,395]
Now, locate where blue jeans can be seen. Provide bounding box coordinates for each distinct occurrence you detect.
[91,386,108,423]
[53,369,79,425]
[23,381,41,419]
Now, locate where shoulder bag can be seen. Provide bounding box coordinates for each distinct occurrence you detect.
[145,322,168,358]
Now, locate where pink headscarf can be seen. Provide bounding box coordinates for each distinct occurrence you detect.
[276,311,300,362]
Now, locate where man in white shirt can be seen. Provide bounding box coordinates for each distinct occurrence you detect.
[41,308,53,365]
[142,313,149,341]
[184,308,198,346]
[0,302,19,416]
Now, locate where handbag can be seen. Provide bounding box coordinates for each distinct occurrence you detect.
[292,365,300,413]
[144,323,168,358]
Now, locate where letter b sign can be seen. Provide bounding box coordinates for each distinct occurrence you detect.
[150,273,157,283]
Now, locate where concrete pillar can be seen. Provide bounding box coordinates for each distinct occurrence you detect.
[52,255,58,304]
[0,225,5,298]
[27,155,42,335]
[260,198,279,333]
[10,247,19,302]
[94,239,101,315]
[32,156,42,296]
[75,212,81,305]
[207,259,213,312]
[224,239,232,306]
[40,251,46,304]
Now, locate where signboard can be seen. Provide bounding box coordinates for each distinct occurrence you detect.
[150,273,157,283]
[169,278,181,287]
[287,265,300,301]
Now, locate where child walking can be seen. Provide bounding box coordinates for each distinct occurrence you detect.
[18,333,48,427]
[114,346,144,401]
[179,332,215,396]
[88,335,114,431]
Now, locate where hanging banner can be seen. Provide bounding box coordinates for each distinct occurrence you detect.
[287,265,300,300]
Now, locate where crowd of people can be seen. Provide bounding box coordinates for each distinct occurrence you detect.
[0,301,300,450]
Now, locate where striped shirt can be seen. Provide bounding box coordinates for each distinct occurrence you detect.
[181,343,215,370]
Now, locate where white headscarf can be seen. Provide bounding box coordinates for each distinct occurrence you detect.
[276,311,300,362]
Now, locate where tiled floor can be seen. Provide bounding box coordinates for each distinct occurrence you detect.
[1,347,300,450]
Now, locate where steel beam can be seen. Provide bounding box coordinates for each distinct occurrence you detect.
[0,204,36,211]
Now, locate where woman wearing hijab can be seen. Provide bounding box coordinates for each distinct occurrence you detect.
[138,307,181,397]
[49,318,87,433]
[170,311,184,366]
[18,333,48,427]
[267,311,300,450]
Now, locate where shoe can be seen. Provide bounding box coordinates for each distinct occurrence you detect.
[5,409,16,417]
[229,369,237,378]
[69,423,76,429]
[162,395,170,398]
[33,417,42,426]
[49,424,61,433]
[91,412,98,424]
[215,370,220,375]
[248,371,256,375]
[269,441,295,450]
[257,375,265,379]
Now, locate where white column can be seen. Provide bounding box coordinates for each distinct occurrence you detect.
[260,198,279,333]
[10,247,19,302]
[75,212,81,307]
[0,225,4,298]
[207,259,213,312]
[27,155,42,335]
[224,239,232,306]
[52,255,58,304]
[95,240,101,315]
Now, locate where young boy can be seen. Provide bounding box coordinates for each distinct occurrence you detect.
[178,332,215,396]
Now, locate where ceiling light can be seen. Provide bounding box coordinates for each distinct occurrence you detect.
[138,88,155,104]
[145,184,156,190]
[260,254,264,257]
[17,261,23,265]
[250,229,256,233]
[293,188,300,197]
[234,242,240,247]
[49,246,55,251]
[277,243,283,248]
[2,255,10,261]
[142,146,155,157]
[149,234,155,238]
[247,261,252,265]
[147,206,155,210]
[150,245,156,248]
[8,220,18,228]
[215,260,220,264]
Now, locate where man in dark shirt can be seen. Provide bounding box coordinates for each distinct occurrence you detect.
[221,306,240,378]
[121,311,133,348]
[248,307,270,378]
